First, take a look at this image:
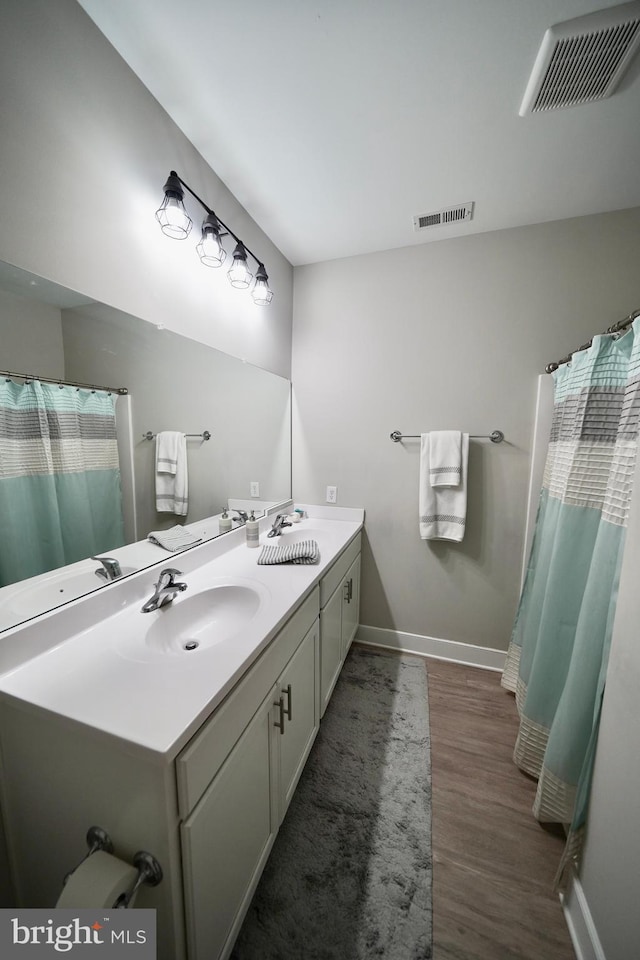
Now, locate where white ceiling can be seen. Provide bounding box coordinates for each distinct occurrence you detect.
[77,0,640,266]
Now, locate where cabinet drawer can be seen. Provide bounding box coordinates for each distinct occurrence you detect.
[319,533,361,608]
[176,587,319,817]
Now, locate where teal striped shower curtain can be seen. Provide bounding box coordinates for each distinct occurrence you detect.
[0,380,125,587]
[502,320,640,865]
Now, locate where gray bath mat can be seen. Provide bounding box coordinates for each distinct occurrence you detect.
[231,645,433,959]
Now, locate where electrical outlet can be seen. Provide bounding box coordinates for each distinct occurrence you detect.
[326,485,337,504]
[250,481,260,498]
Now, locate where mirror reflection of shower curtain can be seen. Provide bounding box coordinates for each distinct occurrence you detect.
[502,318,640,873]
[0,379,125,587]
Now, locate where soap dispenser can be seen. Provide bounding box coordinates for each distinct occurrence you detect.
[219,507,232,534]
[246,510,260,548]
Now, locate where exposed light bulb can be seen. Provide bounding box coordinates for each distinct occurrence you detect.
[196,214,226,267]
[228,242,253,289]
[155,172,192,240]
[252,265,274,305]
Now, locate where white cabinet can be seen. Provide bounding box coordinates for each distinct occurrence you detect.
[319,535,361,717]
[275,619,319,821]
[341,554,360,657]
[177,592,319,960]
[0,524,362,960]
[181,688,278,960]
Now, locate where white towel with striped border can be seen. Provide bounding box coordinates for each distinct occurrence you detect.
[257,539,320,565]
[420,433,469,541]
[148,525,202,551]
[155,431,188,515]
[428,430,463,486]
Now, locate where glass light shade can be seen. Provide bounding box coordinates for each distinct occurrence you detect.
[155,194,192,240]
[228,243,253,289]
[252,266,274,305]
[196,216,226,267]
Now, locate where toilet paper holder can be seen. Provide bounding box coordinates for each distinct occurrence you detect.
[62,825,163,908]
[113,850,163,909]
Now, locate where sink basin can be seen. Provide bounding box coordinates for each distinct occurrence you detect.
[117,579,270,661]
[0,565,137,629]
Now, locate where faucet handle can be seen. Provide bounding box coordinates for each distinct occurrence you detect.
[92,556,122,580]
[158,567,183,584]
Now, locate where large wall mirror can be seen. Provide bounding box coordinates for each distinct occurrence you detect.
[0,260,291,633]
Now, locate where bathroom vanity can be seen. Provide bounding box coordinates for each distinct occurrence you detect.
[0,506,362,960]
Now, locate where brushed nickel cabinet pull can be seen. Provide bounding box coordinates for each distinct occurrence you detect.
[273,696,285,734]
[283,683,292,722]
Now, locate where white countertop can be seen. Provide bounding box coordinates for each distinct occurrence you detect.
[0,507,363,760]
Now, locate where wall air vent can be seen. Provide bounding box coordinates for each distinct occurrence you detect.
[413,202,474,231]
[520,1,640,115]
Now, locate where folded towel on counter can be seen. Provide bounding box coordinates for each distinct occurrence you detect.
[148,525,202,552]
[155,431,188,516]
[419,432,469,542]
[428,430,463,487]
[257,539,320,565]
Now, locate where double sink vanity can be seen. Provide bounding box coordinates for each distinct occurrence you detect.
[0,504,363,960]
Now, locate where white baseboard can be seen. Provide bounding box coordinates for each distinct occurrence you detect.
[356,624,506,672]
[561,873,606,960]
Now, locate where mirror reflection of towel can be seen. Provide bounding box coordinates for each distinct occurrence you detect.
[148,524,201,551]
[155,431,188,515]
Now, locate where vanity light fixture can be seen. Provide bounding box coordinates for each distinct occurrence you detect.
[156,170,273,305]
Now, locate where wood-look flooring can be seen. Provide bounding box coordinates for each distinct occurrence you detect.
[426,657,576,960]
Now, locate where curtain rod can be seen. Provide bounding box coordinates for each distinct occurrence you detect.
[545,309,640,374]
[1,369,128,395]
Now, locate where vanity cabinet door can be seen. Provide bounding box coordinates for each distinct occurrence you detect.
[319,551,362,717]
[276,619,319,821]
[341,554,361,659]
[181,686,278,960]
[319,584,343,717]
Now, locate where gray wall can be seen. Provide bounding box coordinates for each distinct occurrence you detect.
[292,207,640,653]
[0,289,65,378]
[0,0,293,378]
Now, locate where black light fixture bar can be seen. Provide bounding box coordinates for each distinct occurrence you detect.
[157,170,273,305]
[172,173,263,269]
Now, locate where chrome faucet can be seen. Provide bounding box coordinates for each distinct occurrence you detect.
[267,513,292,538]
[233,510,249,525]
[141,568,188,613]
[92,556,122,581]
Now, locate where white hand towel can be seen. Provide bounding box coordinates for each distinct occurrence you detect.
[148,525,202,552]
[419,433,469,541]
[257,539,320,565]
[428,430,463,487]
[155,431,188,516]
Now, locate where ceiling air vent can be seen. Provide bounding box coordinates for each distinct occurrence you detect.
[520,1,640,115]
[413,202,474,232]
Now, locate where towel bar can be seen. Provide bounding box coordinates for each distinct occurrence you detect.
[143,430,211,441]
[390,429,504,443]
